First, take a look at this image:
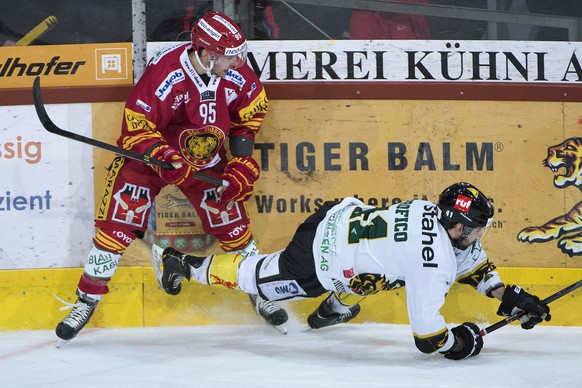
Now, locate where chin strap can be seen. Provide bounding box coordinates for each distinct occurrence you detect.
[193,50,214,77]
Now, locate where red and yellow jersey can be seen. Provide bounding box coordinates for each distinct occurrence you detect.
[117,42,268,170]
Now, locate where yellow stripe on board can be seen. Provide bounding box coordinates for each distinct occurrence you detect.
[0,267,580,331]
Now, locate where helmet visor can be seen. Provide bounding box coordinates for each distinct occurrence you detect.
[220,41,247,68]
[466,217,492,243]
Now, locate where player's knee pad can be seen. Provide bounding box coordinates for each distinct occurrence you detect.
[254,251,308,301]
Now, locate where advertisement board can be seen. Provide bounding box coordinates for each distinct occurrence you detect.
[91,98,582,270]
[0,104,94,269]
[0,43,132,88]
[148,40,582,84]
[2,40,582,270]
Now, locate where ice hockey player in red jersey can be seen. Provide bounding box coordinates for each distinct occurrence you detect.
[55,11,288,344]
[153,182,551,359]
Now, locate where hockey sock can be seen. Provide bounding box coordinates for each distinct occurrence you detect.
[195,253,244,290]
[78,244,121,295]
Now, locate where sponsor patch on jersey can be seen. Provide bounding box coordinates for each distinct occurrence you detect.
[156,69,185,101]
[172,92,190,110]
[136,99,151,112]
[240,90,268,121]
[225,88,238,104]
[343,268,355,278]
[124,108,156,132]
[200,90,215,102]
[111,183,152,227]
[454,194,472,213]
[247,82,257,98]
[150,43,186,65]
[225,69,245,88]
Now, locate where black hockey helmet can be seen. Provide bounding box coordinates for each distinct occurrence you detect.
[437,182,494,229]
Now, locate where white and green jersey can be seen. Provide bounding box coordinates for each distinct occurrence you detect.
[312,197,500,345]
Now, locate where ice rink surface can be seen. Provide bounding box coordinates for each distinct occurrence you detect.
[1,321,580,388]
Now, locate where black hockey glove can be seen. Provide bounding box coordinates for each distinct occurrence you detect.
[497,285,551,329]
[442,322,483,360]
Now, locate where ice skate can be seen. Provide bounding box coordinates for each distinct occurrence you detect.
[55,293,99,346]
[249,294,289,334]
[306,293,361,330]
[153,245,193,295]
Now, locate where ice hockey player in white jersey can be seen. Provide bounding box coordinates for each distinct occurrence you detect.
[152,182,551,360]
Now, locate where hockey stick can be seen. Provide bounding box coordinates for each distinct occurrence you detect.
[32,76,223,187]
[16,16,59,46]
[479,279,582,337]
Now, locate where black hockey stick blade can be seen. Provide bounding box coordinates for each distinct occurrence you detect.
[32,76,223,187]
[479,278,582,337]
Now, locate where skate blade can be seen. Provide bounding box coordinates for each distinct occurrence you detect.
[150,244,165,288]
[273,324,288,335]
[300,324,313,332]
[56,338,71,348]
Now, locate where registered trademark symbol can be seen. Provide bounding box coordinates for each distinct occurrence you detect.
[495,142,504,152]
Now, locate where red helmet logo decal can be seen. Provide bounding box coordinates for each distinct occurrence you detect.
[454,194,472,213]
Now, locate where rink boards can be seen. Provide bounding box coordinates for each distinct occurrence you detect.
[0,260,580,330]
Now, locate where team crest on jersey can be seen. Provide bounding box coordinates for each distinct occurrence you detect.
[349,273,389,296]
[111,183,152,227]
[200,188,243,227]
[179,126,224,167]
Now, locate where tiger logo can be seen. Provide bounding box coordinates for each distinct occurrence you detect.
[160,194,193,209]
[517,137,582,256]
[179,126,224,167]
[186,134,218,160]
[349,273,405,295]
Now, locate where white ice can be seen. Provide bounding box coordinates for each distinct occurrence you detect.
[0,321,580,388]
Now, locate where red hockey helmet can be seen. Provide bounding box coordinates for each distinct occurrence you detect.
[191,11,247,66]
